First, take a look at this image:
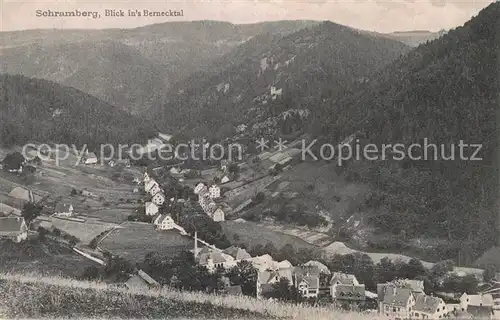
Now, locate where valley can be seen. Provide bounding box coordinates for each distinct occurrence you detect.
[0,2,499,318]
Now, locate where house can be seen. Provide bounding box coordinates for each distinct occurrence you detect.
[0,217,28,243]
[125,269,160,290]
[149,184,161,197]
[133,188,139,193]
[334,284,366,303]
[209,208,224,222]
[151,192,165,206]
[153,214,175,230]
[222,246,251,261]
[304,261,331,275]
[208,185,221,199]
[393,279,425,295]
[220,175,231,184]
[144,179,159,193]
[330,273,364,299]
[145,202,159,216]
[54,203,74,217]
[8,187,42,203]
[194,182,208,195]
[377,284,415,319]
[0,203,21,217]
[412,294,449,319]
[108,160,115,167]
[83,152,98,165]
[295,273,320,298]
[196,249,237,272]
[460,293,494,318]
[257,268,294,298]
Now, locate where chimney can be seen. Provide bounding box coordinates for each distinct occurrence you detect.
[194,230,198,258]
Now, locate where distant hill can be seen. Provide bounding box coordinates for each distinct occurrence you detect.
[155,21,410,138]
[387,30,448,47]
[0,21,319,114]
[0,41,168,114]
[325,2,499,254]
[0,74,155,149]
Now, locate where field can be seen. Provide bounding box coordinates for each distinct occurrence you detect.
[0,273,385,319]
[99,222,194,262]
[37,216,120,244]
[221,220,317,252]
[0,238,98,278]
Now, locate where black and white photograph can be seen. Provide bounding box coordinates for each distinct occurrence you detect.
[0,0,499,319]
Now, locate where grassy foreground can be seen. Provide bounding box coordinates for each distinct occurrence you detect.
[0,273,384,319]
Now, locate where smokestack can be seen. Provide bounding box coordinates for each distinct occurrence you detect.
[194,230,198,258]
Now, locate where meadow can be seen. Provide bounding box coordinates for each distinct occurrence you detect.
[99,222,194,261]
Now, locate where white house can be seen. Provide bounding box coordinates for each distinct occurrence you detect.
[145,202,159,216]
[54,203,74,217]
[209,185,221,199]
[0,217,28,243]
[153,214,175,230]
[412,295,449,319]
[149,184,161,197]
[145,179,159,193]
[221,176,231,184]
[378,285,415,319]
[270,86,283,100]
[296,274,320,298]
[152,192,166,206]
[108,160,115,167]
[211,208,225,222]
[194,182,207,195]
[83,152,98,165]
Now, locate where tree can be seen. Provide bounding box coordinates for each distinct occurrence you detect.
[404,258,427,279]
[483,265,496,283]
[81,265,102,280]
[70,188,78,196]
[2,152,25,171]
[104,256,135,282]
[431,259,455,278]
[227,260,258,296]
[263,277,298,302]
[254,192,265,204]
[22,202,43,223]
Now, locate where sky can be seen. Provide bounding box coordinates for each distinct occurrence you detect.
[0,0,496,33]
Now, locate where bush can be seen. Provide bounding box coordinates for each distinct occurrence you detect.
[70,188,78,196]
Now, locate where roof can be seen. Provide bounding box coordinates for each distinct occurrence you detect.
[55,203,72,213]
[330,272,357,285]
[303,261,330,274]
[336,284,366,300]
[413,295,442,313]
[382,287,413,307]
[0,203,21,216]
[137,269,160,287]
[85,152,97,159]
[258,268,293,285]
[222,246,251,260]
[393,279,424,293]
[464,294,494,307]
[0,217,26,234]
[296,274,320,290]
[155,214,173,225]
[125,275,149,290]
[8,187,42,202]
[198,251,227,265]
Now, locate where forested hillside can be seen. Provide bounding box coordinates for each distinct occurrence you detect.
[0,74,155,149]
[156,21,410,138]
[0,21,318,114]
[324,2,500,254]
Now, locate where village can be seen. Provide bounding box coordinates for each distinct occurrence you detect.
[0,132,498,319]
